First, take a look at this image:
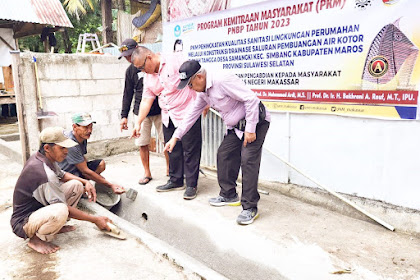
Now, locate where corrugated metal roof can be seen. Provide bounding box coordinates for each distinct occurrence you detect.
[0,0,73,28]
[31,0,73,27]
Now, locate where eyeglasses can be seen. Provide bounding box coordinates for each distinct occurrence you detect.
[136,56,148,71]
[119,45,129,52]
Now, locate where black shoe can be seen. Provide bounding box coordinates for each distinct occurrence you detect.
[156,181,185,192]
[183,187,197,200]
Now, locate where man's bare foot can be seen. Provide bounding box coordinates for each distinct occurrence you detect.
[28,235,60,254]
[58,225,76,234]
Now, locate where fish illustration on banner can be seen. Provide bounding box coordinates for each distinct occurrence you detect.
[362,19,419,89]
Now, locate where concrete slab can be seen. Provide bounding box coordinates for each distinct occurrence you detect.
[0,207,205,280]
[0,119,21,163]
[0,137,21,163]
[1,151,419,280]
[100,152,420,280]
[79,200,228,280]
[0,153,223,280]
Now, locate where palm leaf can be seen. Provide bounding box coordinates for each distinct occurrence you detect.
[63,0,96,16]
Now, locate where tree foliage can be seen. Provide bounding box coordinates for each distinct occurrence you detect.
[63,0,95,19]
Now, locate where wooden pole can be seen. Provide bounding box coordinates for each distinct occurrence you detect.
[101,0,113,45]
[10,50,29,163]
[264,147,395,231]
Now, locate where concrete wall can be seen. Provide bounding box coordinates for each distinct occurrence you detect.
[13,52,420,213]
[16,52,135,155]
[259,112,420,211]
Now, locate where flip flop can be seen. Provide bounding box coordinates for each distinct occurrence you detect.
[138,176,153,185]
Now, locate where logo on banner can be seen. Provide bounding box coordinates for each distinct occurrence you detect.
[368,56,389,78]
[355,0,371,10]
[182,23,194,34]
[383,0,400,5]
[174,25,181,37]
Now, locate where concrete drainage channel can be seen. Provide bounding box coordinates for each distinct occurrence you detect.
[0,133,288,278]
[79,199,228,280]
[81,188,286,280]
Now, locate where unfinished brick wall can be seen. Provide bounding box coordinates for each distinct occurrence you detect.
[15,52,133,154]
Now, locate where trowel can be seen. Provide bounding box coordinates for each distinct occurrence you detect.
[125,188,138,201]
[102,222,126,240]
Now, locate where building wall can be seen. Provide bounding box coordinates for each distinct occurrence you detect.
[16,52,133,154]
[14,52,420,211]
[260,112,420,210]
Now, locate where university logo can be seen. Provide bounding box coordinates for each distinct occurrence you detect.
[368,56,389,78]
[182,23,194,34]
[174,25,181,37]
[355,0,371,10]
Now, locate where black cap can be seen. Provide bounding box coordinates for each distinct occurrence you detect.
[177,60,201,90]
[118,39,138,59]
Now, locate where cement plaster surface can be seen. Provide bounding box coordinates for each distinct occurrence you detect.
[0,153,195,280]
[101,152,420,280]
[0,151,419,280]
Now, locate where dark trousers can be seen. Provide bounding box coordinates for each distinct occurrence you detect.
[163,117,202,188]
[217,120,270,210]
[75,159,103,178]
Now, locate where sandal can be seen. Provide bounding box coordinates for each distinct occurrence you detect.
[138,176,153,185]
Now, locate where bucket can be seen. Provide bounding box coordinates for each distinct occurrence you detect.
[95,183,121,210]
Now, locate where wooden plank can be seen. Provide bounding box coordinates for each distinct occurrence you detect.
[0,93,16,97]
[2,66,13,91]
[0,96,15,105]
[0,35,14,50]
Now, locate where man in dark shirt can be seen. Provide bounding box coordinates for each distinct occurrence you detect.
[59,113,125,194]
[119,39,169,184]
[11,126,112,254]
